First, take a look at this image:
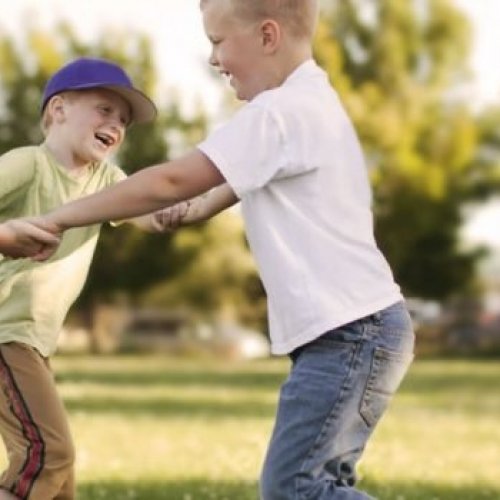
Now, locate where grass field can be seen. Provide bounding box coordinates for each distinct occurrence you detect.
[1,355,499,499]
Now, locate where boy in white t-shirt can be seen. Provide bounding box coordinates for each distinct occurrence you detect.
[2,1,414,498]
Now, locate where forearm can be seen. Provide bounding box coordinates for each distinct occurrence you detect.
[48,165,178,229]
[45,150,224,230]
[183,184,238,224]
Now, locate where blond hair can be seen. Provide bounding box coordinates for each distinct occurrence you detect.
[202,0,319,40]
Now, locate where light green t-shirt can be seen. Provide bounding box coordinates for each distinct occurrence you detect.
[0,144,126,356]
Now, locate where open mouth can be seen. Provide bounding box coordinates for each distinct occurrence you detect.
[95,132,116,148]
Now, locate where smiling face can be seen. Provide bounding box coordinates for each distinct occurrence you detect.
[45,88,130,168]
[200,0,319,101]
[202,0,272,101]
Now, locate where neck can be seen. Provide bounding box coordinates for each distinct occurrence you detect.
[44,136,91,173]
[271,43,312,88]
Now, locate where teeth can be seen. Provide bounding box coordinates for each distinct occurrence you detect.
[95,133,114,146]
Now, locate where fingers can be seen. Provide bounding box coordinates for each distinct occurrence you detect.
[23,216,62,239]
[31,245,58,262]
[154,201,190,232]
[24,223,60,246]
[179,200,191,218]
[168,204,182,228]
[0,219,61,259]
[153,210,171,233]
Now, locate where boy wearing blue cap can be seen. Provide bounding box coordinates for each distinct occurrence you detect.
[2,1,416,498]
[0,57,161,500]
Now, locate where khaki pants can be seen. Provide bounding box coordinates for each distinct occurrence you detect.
[0,343,75,500]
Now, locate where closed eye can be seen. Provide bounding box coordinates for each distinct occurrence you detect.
[97,105,129,127]
[119,114,130,127]
[98,105,112,114]
[208,36,222,46]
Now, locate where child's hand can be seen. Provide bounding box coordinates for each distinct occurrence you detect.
[27,216,64,261]
[0,218,60,259]
[152,201,191,232]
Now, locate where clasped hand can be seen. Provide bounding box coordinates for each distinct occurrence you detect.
[0,217,61,261]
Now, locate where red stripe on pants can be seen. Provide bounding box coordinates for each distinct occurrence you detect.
[0,353,45,500]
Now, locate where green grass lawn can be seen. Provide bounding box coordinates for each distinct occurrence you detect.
[1,355,499,499]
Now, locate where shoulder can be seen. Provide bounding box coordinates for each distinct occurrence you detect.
[248,64,343,137]
[249,83,329,128]
[0,145,38,163]
[0,145,39,172]
[256,60,330,104]
[93,161,127,185]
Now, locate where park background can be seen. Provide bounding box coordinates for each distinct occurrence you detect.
[0,0,499,498]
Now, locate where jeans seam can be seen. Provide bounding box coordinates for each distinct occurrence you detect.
[295,340,361,499]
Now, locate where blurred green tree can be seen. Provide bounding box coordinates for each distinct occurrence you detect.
[2,0,500,334]
[142,210,265,331]
[0,23,263,331]
[315,0,500,299]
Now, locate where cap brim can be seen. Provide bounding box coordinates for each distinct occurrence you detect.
[46,82,158,124]
[102,85,157,124]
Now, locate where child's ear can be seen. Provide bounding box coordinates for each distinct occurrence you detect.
[47,95,67,123]
[261,19,281,53]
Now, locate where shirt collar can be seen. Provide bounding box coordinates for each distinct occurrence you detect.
[282,59,324,86]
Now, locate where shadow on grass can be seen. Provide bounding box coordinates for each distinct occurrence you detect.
[400,360,500,394]
[58,360,286,419]
[78,478,500,500]
[78,478,257,500]
[363,478,500,500]
[64,394,277,419]
[56,369,286,391]
[395,360,500,416]
[57,358,500,418]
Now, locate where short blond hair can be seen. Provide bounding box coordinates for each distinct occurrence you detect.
[202,0,319,40]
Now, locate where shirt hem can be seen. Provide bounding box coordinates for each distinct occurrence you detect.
[269,292,404,355]
[0,334,54,358]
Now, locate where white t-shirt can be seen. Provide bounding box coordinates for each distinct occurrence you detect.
[198,59,403,355]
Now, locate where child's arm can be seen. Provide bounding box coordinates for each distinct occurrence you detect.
[127,202,191,232]
[46,149,225,230]
[115,184,237,232]
[122,209,189,233]
[20,149,225,260]
[0,219,60,258]
[155,183,238,230]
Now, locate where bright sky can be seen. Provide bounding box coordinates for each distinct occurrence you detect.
[0,0,222,116]
[2,0,499,112]
[1,0,499,246]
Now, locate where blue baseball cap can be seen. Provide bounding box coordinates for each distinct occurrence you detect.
[41,57,157,124]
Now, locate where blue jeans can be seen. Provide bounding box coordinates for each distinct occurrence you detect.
[260,301,414,500]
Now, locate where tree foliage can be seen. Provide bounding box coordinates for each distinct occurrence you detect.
[0,20,265,331]
[315,0,500,299]
[0,23,254,318]
[2,0,500,328]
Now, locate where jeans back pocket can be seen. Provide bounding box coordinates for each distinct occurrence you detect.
[359,346,413,427]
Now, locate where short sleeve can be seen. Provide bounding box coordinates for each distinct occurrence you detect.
[198,103,289,197]
[105,164,127,227]
[0,148,36,214]
[106,164,127,185]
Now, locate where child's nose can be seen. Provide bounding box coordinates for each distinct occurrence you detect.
[209,50,218,67]
[109,114,126,130]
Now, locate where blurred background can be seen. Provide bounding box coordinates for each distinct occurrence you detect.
[0,1,499,499]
